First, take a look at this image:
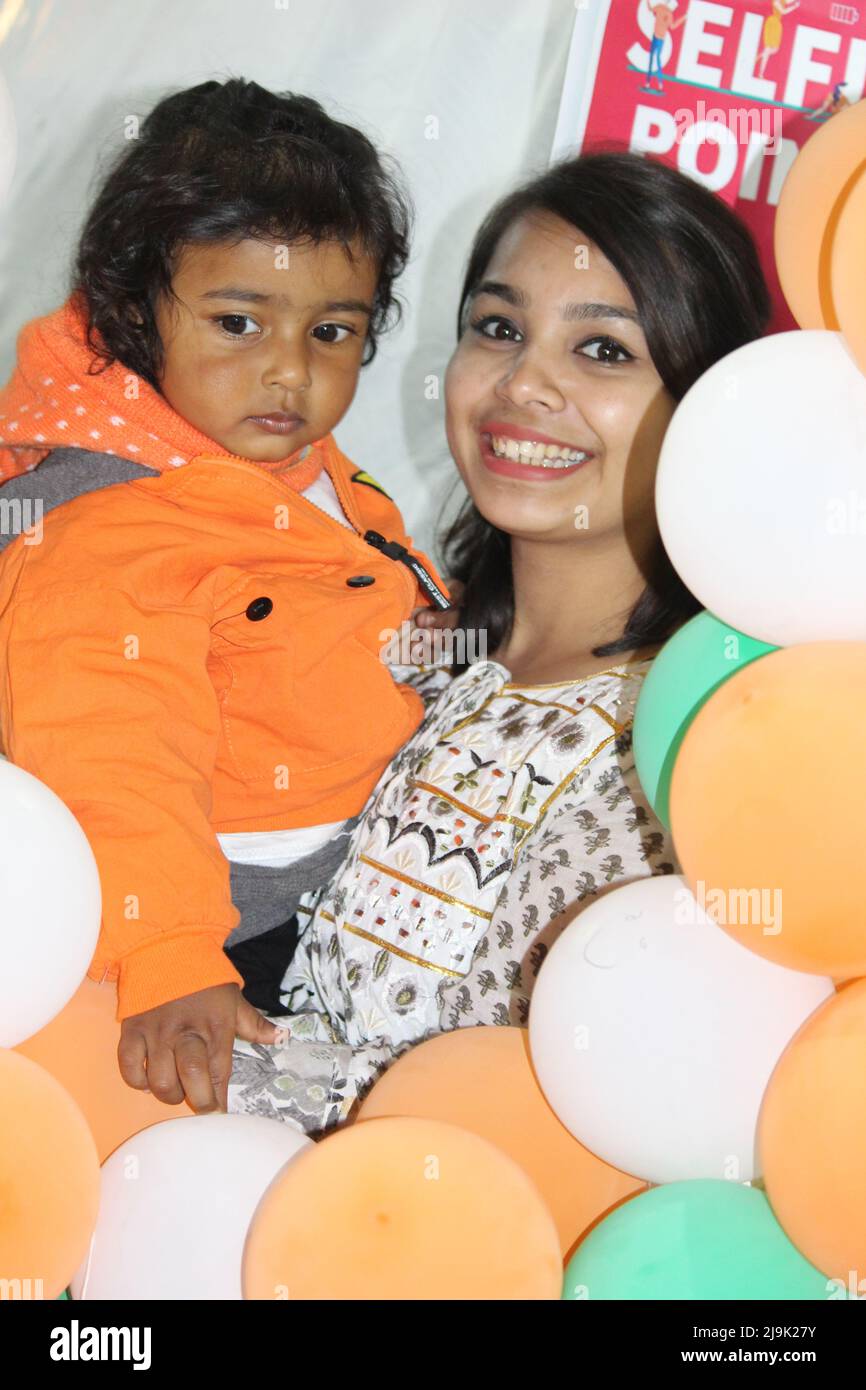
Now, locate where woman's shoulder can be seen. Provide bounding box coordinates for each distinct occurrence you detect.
[435,654,654,727]
[396,654,654,745]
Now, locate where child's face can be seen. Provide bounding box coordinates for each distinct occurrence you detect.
[153,236,379,465]
[444,209,674,548]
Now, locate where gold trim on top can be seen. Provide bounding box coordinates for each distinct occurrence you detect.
[436,664,645,742]
[409,779,532,831]
[439,690,501,741]
[342,921,465,977]
[502,660,652,691]
[504,693,589,716]
[502,693,631,731]
[512,730,620,861]
[587,702,630,734]
[409,779,493,823]
[359,854,494,920]
[496,811,534,829]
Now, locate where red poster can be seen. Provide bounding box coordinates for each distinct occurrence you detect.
[554,0,866,331]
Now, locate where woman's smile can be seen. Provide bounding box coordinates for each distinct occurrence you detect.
[479,419,594,482]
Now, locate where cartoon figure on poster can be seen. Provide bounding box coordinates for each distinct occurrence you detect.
[640,1,689,94]
[757,2,801,81]
[809,81,849,120]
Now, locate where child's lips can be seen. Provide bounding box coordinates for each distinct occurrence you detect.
[247,413,306,435]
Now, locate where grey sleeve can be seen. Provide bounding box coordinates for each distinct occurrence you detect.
[0,447,160,553]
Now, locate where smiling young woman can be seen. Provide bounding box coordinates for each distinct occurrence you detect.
[444,151,771,686]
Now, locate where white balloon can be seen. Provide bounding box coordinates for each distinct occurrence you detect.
[656,331,866,646]
[528,875,833,1184]
[70,1114,311,1300]
[0,759,101,1045]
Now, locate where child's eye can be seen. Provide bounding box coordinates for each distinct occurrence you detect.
[311,323,356,343]
[578,336,634,365]
[214,314,260,338]
[469,315,524,344]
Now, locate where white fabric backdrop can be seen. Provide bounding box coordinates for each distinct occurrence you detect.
[0,0,576,549]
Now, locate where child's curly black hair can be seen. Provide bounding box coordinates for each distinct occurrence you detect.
[71,78,412,389]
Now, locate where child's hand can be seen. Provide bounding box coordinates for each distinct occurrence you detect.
[412,577,464,632]
[117,983,280,1114]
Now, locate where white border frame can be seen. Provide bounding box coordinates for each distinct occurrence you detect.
[551,0,613,161]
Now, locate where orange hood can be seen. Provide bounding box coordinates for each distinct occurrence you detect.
[0,291,325,490]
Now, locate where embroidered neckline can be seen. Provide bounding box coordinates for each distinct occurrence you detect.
[498,657,653,692]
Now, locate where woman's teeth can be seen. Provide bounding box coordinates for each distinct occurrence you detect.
[488,434,588,468]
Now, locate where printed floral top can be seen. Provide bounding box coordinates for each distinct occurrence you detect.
[229,656,678,1133]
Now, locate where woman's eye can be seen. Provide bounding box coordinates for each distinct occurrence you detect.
[312,323,355,343]
[470,315,524,343]
[579,336,633,365]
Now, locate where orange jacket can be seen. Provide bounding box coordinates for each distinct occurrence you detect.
[0,435,448,1019]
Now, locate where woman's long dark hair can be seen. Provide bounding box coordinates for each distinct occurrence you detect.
[443,151,771,667]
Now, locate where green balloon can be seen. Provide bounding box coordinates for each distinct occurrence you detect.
[563,1181,835,1300]
[57,1289,69,1300]
[633,611,776,827]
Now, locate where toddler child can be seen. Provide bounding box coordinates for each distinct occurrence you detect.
[0,78,450,1115]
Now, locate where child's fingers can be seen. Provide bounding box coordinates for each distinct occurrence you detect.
[210,999,280,1114]
[117,1026,149,1092]
[235,995,281,1045]
[141,1036,189,1107]
[172,1031,220,1113]
[413,577,463,629]
[206,1026,237,1116]
[412,604,460,630]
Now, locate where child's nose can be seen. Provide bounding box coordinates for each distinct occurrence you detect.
[264,341,312,392]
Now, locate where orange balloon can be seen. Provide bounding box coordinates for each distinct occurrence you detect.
[831,165,866,377]
[0,1051,100,1299]
[670,643,866,977]
[760,978,866,1284]
[774,100,866,330]
[243,1116,562,1300]
[357,1027,643,1257]
[16,977,189,1162]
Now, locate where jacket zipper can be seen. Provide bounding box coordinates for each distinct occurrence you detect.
[362,530,451,610]
[321,456,452,611]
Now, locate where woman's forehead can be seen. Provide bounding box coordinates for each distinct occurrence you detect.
[480,211,634,310]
